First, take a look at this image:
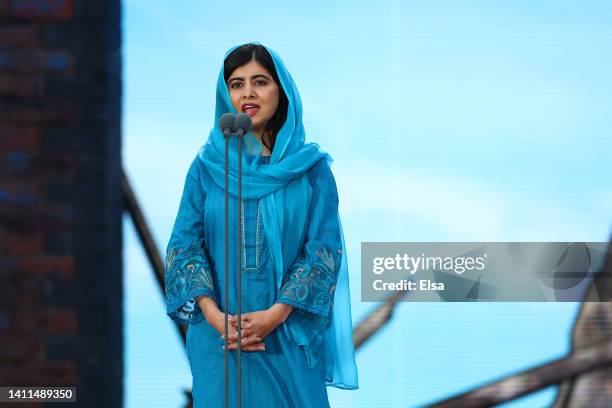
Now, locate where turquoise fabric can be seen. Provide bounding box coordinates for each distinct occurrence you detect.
[164,43,358,407]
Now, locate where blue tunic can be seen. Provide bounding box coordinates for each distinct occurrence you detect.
[165,154,344,407]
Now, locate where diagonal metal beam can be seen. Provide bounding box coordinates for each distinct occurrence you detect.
[428,339,612,408]
[122,168,188,344]
[353,289,408,350]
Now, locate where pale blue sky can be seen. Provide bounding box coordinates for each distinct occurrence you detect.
[122,1,612,406]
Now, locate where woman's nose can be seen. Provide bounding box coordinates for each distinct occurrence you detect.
[242,84,256,99]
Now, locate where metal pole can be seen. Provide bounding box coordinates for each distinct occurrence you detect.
[237,133,243,408]
[224,134,229,408]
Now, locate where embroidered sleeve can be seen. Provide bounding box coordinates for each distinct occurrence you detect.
[165,159,216,326]
[277,158,343,329]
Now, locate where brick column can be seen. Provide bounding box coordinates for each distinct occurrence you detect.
[0,1,122,406]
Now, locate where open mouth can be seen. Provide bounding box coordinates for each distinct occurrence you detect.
[242,104,260,117]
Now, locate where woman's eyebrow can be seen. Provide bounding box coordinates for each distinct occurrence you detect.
[228,74,271,83]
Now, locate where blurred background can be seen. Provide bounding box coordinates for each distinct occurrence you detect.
[123,1,611,406]
[1,0,610,407]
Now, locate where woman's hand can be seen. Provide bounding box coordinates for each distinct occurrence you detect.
[225,303,294,351]
[198,296,266,352]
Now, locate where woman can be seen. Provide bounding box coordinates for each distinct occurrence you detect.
[165,42,358,408]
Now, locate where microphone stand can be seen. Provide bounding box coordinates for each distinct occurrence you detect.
[224,132,243,408]
[221,113,250,408]
[223,127,230,408]
[236,128,243,408]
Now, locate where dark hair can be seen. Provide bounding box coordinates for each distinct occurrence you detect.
[223,44,289,154]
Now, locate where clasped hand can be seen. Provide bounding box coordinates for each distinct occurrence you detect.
[210,308,282,352]
[201,298,293,352]
[225,310,276,351]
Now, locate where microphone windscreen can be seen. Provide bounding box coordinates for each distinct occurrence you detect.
[235,113,252,136]
[219,113,236,135]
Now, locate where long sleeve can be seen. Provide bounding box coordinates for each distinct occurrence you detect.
[165,158,216,326]
[276,158,344,357]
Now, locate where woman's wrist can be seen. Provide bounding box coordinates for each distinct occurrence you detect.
[197,295,220,320]
[270,303,294,324]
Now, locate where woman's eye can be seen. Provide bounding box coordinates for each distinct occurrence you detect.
[230,82,242,89]
[255,80,267,86]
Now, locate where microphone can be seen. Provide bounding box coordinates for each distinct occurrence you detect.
[219,113,235,138]
[234,113,252,138]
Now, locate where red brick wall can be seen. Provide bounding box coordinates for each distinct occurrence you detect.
[0,0,122,406]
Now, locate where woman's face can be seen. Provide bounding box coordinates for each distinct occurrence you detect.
[227,59,280,135]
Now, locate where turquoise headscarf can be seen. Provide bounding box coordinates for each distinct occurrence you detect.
[197,43,358,389]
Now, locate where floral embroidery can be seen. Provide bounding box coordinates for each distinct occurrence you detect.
[278,244,340,316]
[165,238,215,324]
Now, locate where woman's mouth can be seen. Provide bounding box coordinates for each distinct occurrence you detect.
[242,103,260,117]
